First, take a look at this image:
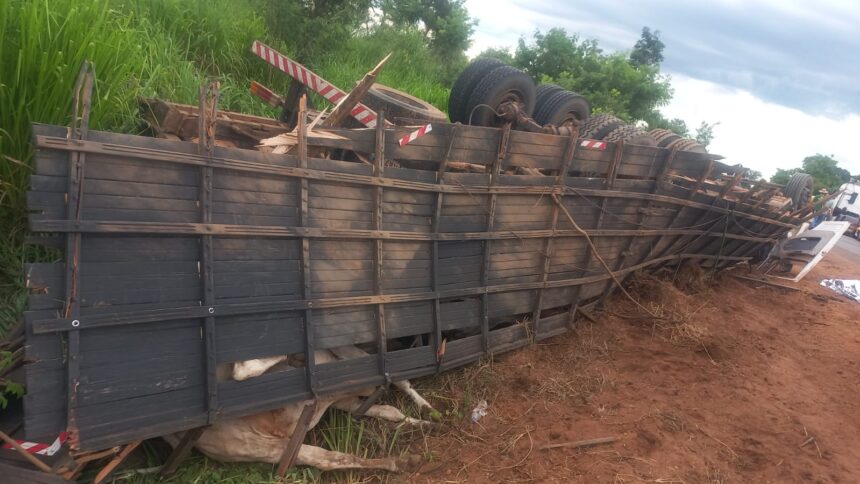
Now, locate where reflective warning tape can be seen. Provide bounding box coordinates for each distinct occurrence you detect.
[251,41,379,128]
[2,432,67,456]
[399,124,433,146]
[580,140,607,150]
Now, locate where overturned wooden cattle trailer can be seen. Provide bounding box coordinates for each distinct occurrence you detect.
[21,81,810,461]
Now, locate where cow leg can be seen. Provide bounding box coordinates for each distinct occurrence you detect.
[333,398,434,427]
[296,444,421,472]
[392,380,434,411]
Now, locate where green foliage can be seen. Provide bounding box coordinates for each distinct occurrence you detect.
[380,0,475,82]
[476,46,514,65]
[694,121,719,148]
[315,26,451,111]
[510,28,672,122]
[746,169,764,181]
[0,351,24,409]
[629,26,665,67]
[644,113,690,137]
[770,155,850,191]
[771,154,850,191]
[770,167,801,186]
[252,0,373,62]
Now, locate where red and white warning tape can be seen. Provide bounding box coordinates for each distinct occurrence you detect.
[399,124,433,147]
[580,140,607,150]
[2,432,67,456]
[250,81,285,108]
[251,41,380,128]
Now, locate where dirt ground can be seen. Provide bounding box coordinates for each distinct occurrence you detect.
[410,238,860,483]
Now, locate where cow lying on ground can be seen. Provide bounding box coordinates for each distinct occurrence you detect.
[167,346,434,472]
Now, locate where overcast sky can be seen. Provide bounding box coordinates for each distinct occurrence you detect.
[463,0,860,178]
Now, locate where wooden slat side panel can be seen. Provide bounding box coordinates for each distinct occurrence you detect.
[382,241,432,294]
[310,240,373,298]
[215,312,305,363]
[22,120,793,450]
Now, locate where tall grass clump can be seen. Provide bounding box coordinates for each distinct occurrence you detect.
[0,0,184,333]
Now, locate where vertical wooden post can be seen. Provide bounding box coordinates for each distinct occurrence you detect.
[431,125,457,365]
[63,62,94,450]
[296,96,316,393]
[373,111,388,379]
[568,139,622,320]
[480,124,510,354]
[198,82,220,423]
[531,129,578,339]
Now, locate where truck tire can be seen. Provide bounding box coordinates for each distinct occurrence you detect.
[579,114,624,140]
[649,128,682,147]
[448,58,504,123]
[604,125,657,146]
[364,84,448,124]
[464,65,536,127]
[534,84,565,110]
[533,90,591,127]
[666,137,707,153]
[784,173,814,210]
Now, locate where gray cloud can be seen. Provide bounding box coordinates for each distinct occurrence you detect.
[482,0,860,116]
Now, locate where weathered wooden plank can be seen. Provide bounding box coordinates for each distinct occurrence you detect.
[218,367,308,416]
[215,312,304,363]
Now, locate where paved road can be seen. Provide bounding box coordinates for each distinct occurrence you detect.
[835,235,860,261]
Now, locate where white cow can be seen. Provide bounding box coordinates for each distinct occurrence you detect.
[169,346,435,472]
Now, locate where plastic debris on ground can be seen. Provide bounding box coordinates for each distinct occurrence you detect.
[820,279,860,302]
[470,400,488,423]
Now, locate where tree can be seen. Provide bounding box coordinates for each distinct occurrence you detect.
[629,27,665,67]
[254,0,373,61]
[380,0,476,79]
[745,169,764,180]
[771,168,802,186]
[694,121,718,149]
[510,28,672,122]
[644,113,689,137]
[476,46,514,65]
[769,154,850,191]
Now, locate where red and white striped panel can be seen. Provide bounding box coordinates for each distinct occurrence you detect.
[2,432,67,456]
[580,140,607,150]
[399,124,433,146]
[251,41,380,128]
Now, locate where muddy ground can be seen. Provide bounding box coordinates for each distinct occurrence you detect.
[410,237,860,483]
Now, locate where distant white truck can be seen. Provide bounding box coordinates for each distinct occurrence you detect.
[831,181,860,239]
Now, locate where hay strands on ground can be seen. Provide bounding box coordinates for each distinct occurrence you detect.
[539,436,617,451]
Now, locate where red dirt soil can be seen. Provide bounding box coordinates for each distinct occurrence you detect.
[411,242,860,483]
